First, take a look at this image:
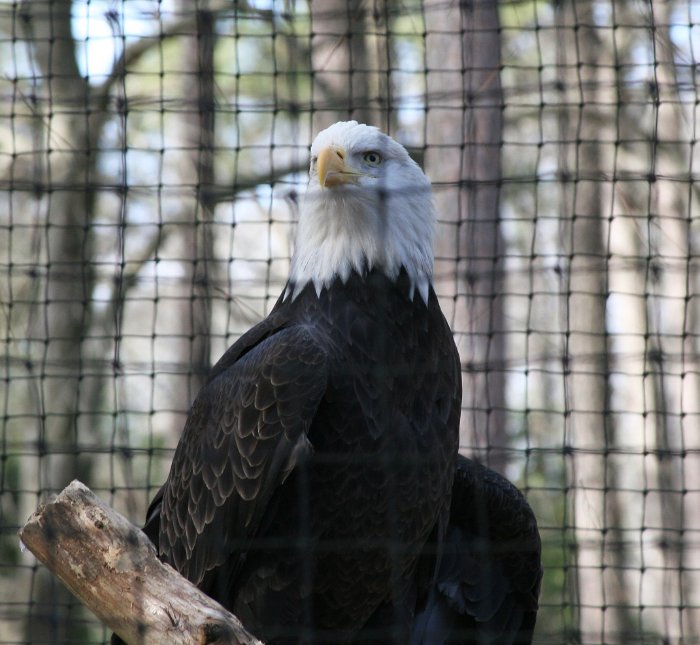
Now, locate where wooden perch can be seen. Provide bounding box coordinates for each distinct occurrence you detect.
[18,480,263,645]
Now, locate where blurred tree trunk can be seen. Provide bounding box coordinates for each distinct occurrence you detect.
[424,0,507,471]
[162,2,217,439]
[556,2,635,641]
[310,0,379,130]
[365,0,394,133]
[604,2,665,635]
[607,150,665,636]
[19,1,97,642]
[645,1,700,636]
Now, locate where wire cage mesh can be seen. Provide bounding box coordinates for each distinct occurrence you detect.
[0,0,699,643]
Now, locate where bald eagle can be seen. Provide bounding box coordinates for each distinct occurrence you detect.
[114,121,541,644]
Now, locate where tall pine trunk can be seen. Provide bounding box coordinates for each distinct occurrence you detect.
[424,0,507,471]
[20,1,97,642]
[556,2,635,640]
[162,1,217,441]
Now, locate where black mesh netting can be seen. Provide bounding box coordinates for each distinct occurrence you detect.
[1,1,699,643]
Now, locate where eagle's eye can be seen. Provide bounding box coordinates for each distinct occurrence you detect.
[363,151,382,166]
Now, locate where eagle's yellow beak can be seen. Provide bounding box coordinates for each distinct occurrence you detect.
[317,146,361,187]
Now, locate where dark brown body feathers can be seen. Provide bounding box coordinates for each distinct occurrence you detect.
[148,269,461,643]
[115,268,542,645]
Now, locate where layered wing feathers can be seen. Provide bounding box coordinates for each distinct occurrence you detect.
[158,325,328,586]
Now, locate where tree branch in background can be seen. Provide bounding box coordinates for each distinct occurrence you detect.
[94,0,278,114]
[18,481,263,645]
[209,161,309,205]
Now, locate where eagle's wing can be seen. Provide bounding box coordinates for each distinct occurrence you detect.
[411,455,542,645]
[156,324,328,587]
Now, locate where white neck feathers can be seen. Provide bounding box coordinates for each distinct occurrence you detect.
[286,122,436,303]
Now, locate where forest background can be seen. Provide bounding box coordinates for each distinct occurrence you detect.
[1,1,699,643]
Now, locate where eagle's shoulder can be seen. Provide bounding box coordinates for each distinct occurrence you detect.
[206,295,298,383]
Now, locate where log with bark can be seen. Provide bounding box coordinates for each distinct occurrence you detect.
[18,480,262,645]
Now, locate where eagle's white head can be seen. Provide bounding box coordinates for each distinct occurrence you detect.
[287,121,435,303]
